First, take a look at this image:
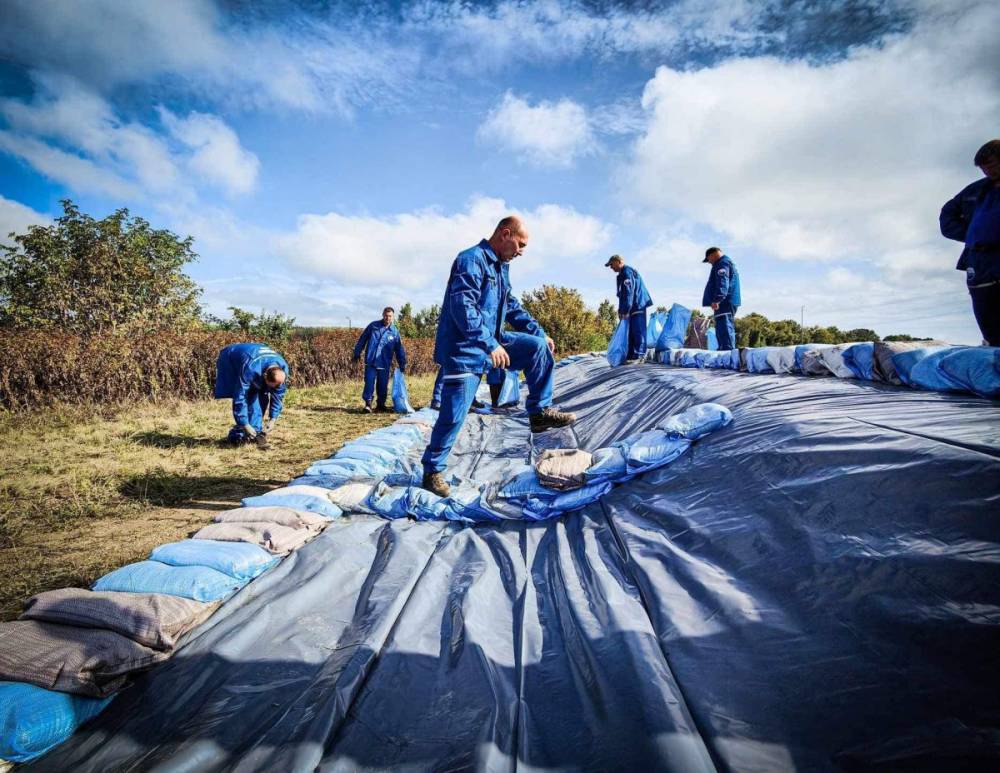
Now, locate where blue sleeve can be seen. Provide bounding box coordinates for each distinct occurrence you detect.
[505,292,545,337]
[712,265,730,304]
[353,324,372,359]
[232,369,252,426]
[447,254,500,353]
[396,336,407,371]
[939,190,968,242]
[269,382,287,419]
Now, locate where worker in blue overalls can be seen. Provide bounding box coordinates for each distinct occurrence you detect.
[702,247,742,350]
[606,254,653,362]
[214,342,289,449]
[420,215,576,497]
[352,306,407,413]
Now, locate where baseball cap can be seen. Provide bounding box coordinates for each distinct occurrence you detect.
[604,254,623,266]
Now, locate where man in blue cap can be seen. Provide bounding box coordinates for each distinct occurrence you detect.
[421,215,576,497]
[352,306,407,413]
[214,342,289,449]
[606,254,653,363]
[702,247,741,350]
[940,138,1000,345]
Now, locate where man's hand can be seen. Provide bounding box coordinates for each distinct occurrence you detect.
[711,303,719,311]
[545,336,556,354]
[490,345,510,369]
[242,423,257,439]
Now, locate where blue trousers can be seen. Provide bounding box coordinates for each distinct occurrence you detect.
[970,282,1000,346]
[431,369,444,406]
[628,311,647,360]
[421,333,553,474]
[714,305,738,350]
[363,365,390,406]
[228,390,270,442]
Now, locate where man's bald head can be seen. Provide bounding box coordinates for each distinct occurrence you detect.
[489,215,529,262]
[264,366,286,389]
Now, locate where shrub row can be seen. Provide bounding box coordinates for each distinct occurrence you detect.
[0,329,437,412]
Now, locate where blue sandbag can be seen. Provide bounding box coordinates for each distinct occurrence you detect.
[907,347,971,393]
[523,481,613,521]
[335,443,398,465]
[392,369,414,414]
[0,681,112,763]
[289,473,352,489]
[646,310,667,349]
[406,487,451,521]
[841,343,876,381]
[497,469,557,502]
[658,403,733,440]
[305,457,390,478]
[496,370,521,407]
[794,343,834,371]
[674,349,701,367]
[584,445,629,482]
[891,346,947,386]
[938,347,1000,398]
[241,493,343,519]
[150,540,279,582]
[625,430,692,474]
[93,561,243,602]
[655,303,692,352]
[695,350,738,369]
[706,326,719,351]
[745,348,776,374]
[367,483,410,519]
[607,320,629,367]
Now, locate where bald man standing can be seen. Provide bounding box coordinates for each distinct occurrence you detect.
[421,216,576,497]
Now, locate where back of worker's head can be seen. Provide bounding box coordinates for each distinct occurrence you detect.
[264,366,286,388]
[974,139,1000,166]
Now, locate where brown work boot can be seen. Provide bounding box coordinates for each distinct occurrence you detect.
[422,471,451,498]
[529,406,577,433]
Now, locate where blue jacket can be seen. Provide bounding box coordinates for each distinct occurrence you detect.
[214,343,289,426]
[353,321,407,370]
[702,255,742,308]
[433,239,546,374]
[616,265,653,315]
[940,177,1000,285]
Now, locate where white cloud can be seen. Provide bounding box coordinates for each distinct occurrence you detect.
[623,0,1000,273]
[276,196,612,289]
[161,110,259,196]
[0,196,49,247]
[478,92,596,168]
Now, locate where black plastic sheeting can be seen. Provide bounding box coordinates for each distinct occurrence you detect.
[28,359,1000,772]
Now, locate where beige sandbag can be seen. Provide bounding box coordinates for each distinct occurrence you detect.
[212,506,328,530]
[534,449,594,491]
[326,482,375,511]
[873,340,947,385]
[20,588,218,651]
[193,522,316,554]
[0,620,168,697]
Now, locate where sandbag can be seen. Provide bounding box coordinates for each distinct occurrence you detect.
[874,341,946,385]
[366,483,409,519]
[534,449,594,491]
[694,350,739,369]
[262,484,340,501]
[907,347,971,392]
[646,310,667,349]
[671,348,701,367]
[0,620,168,698]
[20,588,218,651]
[794,343,835,371]
[584,445,629,482]
[239,494,343,520]
[606,320,628,367]
[890,346,948,386]
[497,469,556,502]
[765,346,798,374]
[326,481,376,512]
[0,681,111,763]
[192,523,317,555]
[405,487,451,521]
[800,349,833,376]
[818,343,862,379]
[841,342,877,381]
[392,368,414,414]
[304,457,390,479]
[655,303,692,352]
[150,540,279,583]
[744,348,776,374]
[625,430,691,473]
[213,506,329,530]
[496,370,521,407]
[92,561,242,602]
[706,326,719,351]
[658,403,733,441]
[938,347,1000,398]
[523,481,613,521]
[333,443,398,465]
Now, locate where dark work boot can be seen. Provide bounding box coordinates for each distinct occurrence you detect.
[363,401,373,413]
[529,406,577,433]
[422,471,451,498]
[489,382,502,408]
[375,403,390,413]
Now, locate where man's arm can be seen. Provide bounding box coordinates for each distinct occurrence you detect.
[939,189,969,242]
[447,254,500,353]
[232,371,252,428]
[353,324,371,361]
[617,274,630,316]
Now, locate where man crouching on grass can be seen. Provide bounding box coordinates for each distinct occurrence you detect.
[420,215,576,497]
[214,342,289,450]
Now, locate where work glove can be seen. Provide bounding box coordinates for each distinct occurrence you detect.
[242,424,257,439]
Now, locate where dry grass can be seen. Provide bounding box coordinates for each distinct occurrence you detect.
[0,373,437,620]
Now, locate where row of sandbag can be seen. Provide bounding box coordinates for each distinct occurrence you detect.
[655,342,1000,398]
[0,425,438,765]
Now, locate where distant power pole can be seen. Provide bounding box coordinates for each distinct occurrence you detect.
[347,317,352,330]
[800,306,805,342]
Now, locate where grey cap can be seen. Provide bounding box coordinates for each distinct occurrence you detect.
[605,254,623,267]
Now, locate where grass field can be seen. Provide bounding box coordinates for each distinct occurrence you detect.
[0,373,437,621]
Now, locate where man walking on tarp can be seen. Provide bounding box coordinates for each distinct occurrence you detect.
[215,342,288,449]
[353,307,407,413]
[606,254,653,363]
[940,138,1000,345]
[421,215,576,497]
[702,247,741,350]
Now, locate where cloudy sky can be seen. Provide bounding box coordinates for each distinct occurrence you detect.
[1,0,997,342]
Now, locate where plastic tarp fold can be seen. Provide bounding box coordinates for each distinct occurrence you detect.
[29,359,1000,773]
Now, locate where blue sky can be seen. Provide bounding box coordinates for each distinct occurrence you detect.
[1,0,997,342]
